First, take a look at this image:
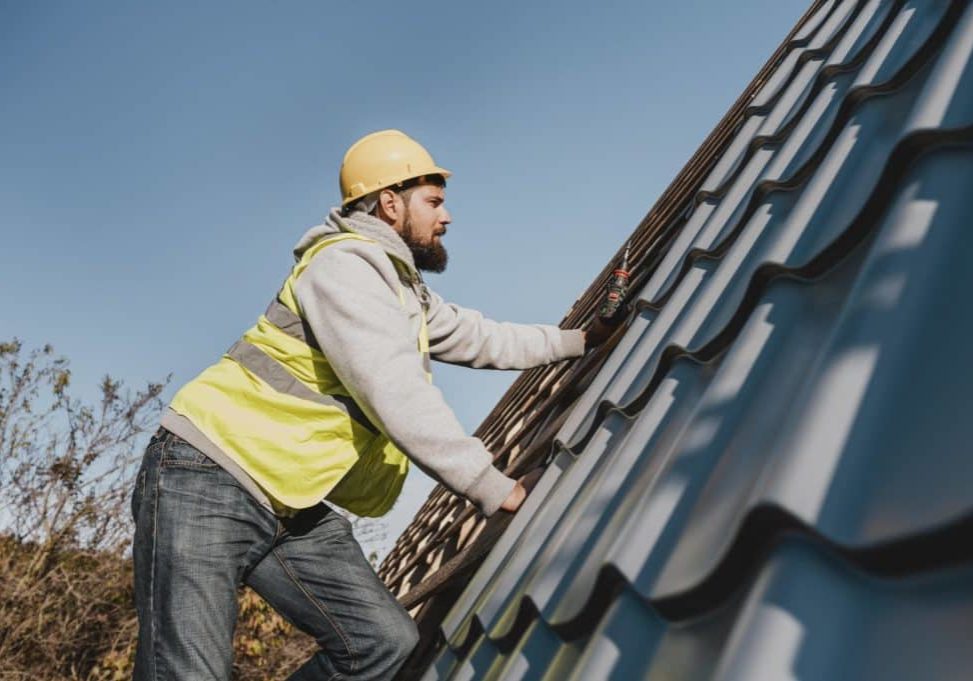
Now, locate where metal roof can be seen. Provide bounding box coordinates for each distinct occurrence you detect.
[383,1,973,677]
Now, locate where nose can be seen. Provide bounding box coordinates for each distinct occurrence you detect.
[440,207,452,226]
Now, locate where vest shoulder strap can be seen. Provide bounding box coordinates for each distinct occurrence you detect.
[277,232,377,316]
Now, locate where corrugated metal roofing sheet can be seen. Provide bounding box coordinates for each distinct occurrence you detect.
[379,0,832,619]
[390,0,973,677]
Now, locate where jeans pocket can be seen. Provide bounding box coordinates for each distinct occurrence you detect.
[160,436,219,469]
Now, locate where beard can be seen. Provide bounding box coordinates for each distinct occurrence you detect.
[401,211,448,273]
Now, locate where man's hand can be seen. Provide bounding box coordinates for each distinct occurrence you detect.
[499,467,545,513]
[583,307,628,352]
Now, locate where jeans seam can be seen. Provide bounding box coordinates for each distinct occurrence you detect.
[149,446,166,680]
[271,548,358,675]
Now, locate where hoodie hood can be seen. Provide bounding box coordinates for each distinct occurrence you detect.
[293,208,418,276]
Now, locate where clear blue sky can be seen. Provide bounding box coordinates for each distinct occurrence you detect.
[1,1,809,549]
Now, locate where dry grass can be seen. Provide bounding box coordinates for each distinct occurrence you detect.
[0,535,318,680]
[0,340,318,679]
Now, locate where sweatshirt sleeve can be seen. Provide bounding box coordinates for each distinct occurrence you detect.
[425,287,586,369]
[292,241,517,516]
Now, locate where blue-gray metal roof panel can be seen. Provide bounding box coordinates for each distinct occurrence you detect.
[421,0,973,677]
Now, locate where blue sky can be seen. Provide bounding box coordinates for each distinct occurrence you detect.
[1,1,809,551]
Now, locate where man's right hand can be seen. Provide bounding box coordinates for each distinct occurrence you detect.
[499,467,544,513]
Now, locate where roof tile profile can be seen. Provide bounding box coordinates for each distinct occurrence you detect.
[382,0,973,678]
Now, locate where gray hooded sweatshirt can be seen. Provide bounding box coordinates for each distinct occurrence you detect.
[162,208,585,517]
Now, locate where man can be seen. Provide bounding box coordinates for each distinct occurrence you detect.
[132,130,614,680]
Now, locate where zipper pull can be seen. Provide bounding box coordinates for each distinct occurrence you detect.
[417,283,431,311]
[413,271,430,310]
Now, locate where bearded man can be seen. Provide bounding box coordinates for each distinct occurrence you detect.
[131,130,608,680]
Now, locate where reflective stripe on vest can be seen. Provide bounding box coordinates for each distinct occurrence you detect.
[262,298,322,352]
[262,296,432,381]
[225,339,378,434]
[168,231,429,516]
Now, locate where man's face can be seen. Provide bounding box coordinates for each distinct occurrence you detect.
[399,183,451,273]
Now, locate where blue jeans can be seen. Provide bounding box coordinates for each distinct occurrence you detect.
[131,427,418,680]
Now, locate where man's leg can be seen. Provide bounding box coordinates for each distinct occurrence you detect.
[132,429,278,680]
[245,504,418,681]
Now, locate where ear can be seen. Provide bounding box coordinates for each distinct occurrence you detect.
[377,188,402,224]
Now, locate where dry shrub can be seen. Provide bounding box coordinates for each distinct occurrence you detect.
[0,339,316,680]
[0,533,316,680]
[0,338,156,679]
[0,535,137,680]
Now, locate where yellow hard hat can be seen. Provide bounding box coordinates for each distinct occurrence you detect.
[339,129,452,206]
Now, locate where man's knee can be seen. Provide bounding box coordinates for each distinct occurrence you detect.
[377,608,419,663]
[397,614,420,659]
[355,605,417,678]
[298,611,417,681]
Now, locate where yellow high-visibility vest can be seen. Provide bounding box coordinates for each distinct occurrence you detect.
[169,232,431,517]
